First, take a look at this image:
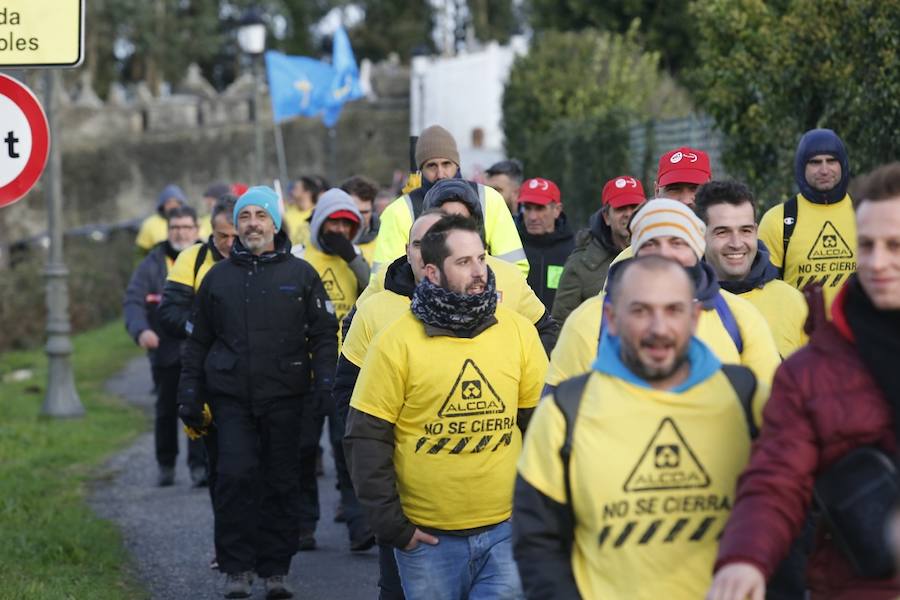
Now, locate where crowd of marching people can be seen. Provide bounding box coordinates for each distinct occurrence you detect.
[123,123,900,600]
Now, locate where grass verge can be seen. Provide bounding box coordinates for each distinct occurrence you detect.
[0,321,147,600]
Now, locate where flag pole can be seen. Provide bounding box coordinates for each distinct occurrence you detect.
[328,126,338,184]
[273,120,289,189]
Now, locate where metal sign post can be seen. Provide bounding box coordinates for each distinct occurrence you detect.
[0,1,85,417]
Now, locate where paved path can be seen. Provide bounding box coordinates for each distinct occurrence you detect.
[91,358,379,599]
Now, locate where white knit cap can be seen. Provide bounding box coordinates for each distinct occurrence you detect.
[630,198,707,259]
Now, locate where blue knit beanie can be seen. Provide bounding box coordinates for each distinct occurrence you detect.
[233,186,282,231]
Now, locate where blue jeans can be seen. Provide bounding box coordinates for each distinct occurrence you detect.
[393,521,523,600]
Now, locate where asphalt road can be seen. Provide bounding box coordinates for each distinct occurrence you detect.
[91,357,379,600]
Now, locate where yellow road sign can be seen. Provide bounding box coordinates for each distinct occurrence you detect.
[0,1,84,68]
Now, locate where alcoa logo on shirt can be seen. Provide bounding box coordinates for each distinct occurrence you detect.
[615,177,638,189]
[670,151,698,164]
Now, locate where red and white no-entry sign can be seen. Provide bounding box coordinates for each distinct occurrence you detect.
[0,74,50,209]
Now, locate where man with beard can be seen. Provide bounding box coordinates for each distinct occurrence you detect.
[758,129,856,314]
[708,162,900,600]
[124,205,206,487]
[552,175,644,324]
[514,255,766,599]
[545,199,780,392]
[372,125,528,279]
[336,203,551,599]
[696,181,808,357]
[178,187,337,599]
[345,215,547,600]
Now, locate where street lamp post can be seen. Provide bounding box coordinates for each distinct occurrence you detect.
[238,10,267,184]
[41,69,83,418]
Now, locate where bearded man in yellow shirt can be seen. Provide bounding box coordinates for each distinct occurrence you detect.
[346,215,547,600]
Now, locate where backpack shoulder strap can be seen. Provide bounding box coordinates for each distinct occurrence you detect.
[193,243,209,280]
[712,293,744,355]
[781,196,798,279]
[554,373,591,511]
[721,364,759,438]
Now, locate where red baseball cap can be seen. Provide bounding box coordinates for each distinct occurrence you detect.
[518,178,561,205]
[327,209,360,223]
[602,176,645,208]
[656,147,712,187]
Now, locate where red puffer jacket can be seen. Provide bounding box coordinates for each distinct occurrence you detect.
[715,285,900,599]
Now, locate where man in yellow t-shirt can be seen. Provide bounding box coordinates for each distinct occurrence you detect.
[758,128,856,314]
[546,199,780,391]
[335,203,554,598]
[515,256,766,600]
[696,181,808,357]
[346,215,547,600]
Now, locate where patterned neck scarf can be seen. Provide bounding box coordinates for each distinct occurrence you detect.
[411,267,497,334]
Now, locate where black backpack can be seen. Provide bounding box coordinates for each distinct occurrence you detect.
[780,196,798,279]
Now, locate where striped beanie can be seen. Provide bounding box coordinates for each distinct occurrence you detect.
[630,198,706,259]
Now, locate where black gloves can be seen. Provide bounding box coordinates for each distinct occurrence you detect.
[320,232,358,263]
[178,401,206,430]
[314,388,336,417]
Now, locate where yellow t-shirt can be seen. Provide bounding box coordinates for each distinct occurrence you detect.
[740,279,808,358]
[283,205,312,248]
[166,242,215,291]
[758,193,856,314]
[341,289,412,367]
[546,292,779,387]
[518,370,762,599]
[358,255,545,323]
[299,244,361,326]
[135,214,168,251]
[351,307,548,530]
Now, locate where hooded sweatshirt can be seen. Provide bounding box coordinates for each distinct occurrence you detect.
[758,128,856,313]
[296,189,369,327]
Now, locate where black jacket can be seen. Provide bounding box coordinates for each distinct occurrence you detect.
[158,238,225,339]
[516,215,576,311]
[123,242,181,368]
[179,231,338,415]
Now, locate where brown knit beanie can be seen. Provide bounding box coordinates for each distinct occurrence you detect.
[415,125,460,169]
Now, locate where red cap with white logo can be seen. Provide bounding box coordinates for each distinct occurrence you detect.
[602,176,645,208]
[656,147,712,187]
[518,177,561,206]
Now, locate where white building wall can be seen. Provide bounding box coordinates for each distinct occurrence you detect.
[411,37,528,178]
